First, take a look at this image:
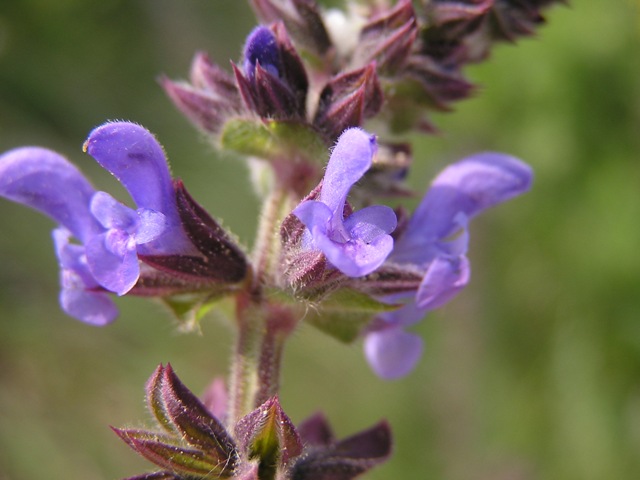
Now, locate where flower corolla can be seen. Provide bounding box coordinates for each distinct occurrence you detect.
[365,152,533,379]
[0,122,196,324]
[293,128,397,277]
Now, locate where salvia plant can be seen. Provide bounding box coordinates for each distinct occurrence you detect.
[0,0,560,478]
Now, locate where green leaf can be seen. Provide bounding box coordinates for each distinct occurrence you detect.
[161,294,234,333]
[220,118,327,164]
[305,289,399,343]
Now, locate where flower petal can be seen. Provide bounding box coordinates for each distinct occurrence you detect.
[364,328,424,379]
[84,122,175,218]
[415,254,470,310]
[135,208,167,244]
[292,128,395,277]
[344,204,397,242]
[85,233,140,295]
[90,191,138,231]
[59,287,118,326]
[243,26,281,79]
[320,128,377,215]
[378,300,428,328]
[315,228,393,277]
[53,228,118,325]
[0,147,101,243]
[84,121,194,255]
[396,152,532,262]
[292,200,332,237]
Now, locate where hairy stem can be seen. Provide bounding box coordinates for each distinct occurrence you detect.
[251,186,297,290]
[228,293,264,423]
[228,296,297,422]
[228,183,299,422]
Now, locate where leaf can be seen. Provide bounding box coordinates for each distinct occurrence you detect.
[161,293,234,332]
[305,289,398,343]
[220,118,327,165]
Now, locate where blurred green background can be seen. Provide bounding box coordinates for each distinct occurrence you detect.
[1,1,639,479]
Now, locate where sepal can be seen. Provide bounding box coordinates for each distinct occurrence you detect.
[123,472,181,480]
[162,52,242,135]
[236,24,308,120]
[116,366,392,479]
[146,364,237,464]
[235,396,303,477]
[249,0,332,57]
[296,412,334,448]
[488,0,550,41]
[116,364,239,479]
[353,0,418,73]
[290,420,392,480]
[140,180,248,285]
[314,64,383,140]
[279,184,339,294]
[112,428,227,477]
[427,0,493,25]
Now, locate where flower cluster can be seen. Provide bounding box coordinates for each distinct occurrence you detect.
[0,0,558,477]
[165,0,560,146]
[280,130,532,379]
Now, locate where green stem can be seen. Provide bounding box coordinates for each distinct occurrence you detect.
[228,294,265,423]
[228,184,298,422]
[254,305,295,407]
[227,297,296,422]
[251,187,297,289]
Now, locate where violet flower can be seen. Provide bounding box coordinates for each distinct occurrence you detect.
[365,152,533,379]
[0,146,116,325]
[0,122,199,325]
[234,23,309,120]
[83,121,198,294]
[293,128,397,277]
[243,25,282,80]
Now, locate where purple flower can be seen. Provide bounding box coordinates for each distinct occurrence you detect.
[234,23,308,120]
[293,128,397,277]
[365,152,533,379]
[0,122,200,325]
[82,121,198,294]
[0,146,116,325]
[243,26,282,80]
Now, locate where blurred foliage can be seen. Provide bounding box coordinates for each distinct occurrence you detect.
[0,1,639,479]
